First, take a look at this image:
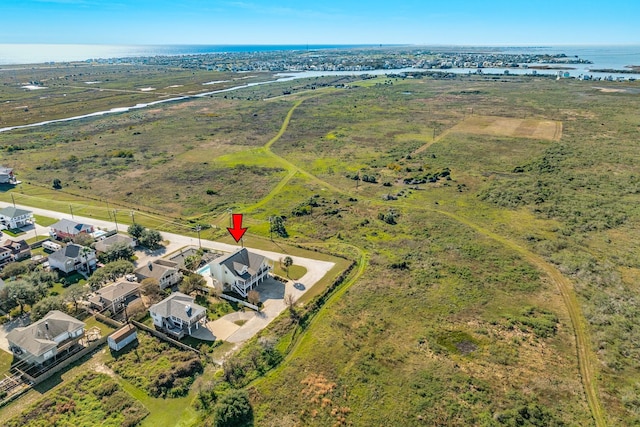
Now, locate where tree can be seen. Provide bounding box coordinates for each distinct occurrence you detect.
[6,280,37,315]
[128,223,145,240]
[284,293,298,321]
[140,278,162,305]
[25,270,57,298]
[65,286,87,313]
[80,246,93,273]
[72,233,95,247]
[180,273,205,295]
[212,389,253,427]
[1,261,30,279]
[269,215,288,238]
[31,296,66,321]
[52,178,62,189]
[283,256,293,278]
[139,229,163,250]
[88,260,134,289]
[99,241,134,263]
[183,254,201,272]
[247,290,260,307]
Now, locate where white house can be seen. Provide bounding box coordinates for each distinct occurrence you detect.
[7,310,85,365]
[207,248,272,297]
[149,292,207,339]
[0,206,33,229]
[48,243,97,274]
[0,166,17,184]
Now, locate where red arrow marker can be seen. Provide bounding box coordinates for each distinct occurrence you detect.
[227,213,248,242]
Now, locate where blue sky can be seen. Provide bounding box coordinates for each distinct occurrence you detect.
[1,0,639,45]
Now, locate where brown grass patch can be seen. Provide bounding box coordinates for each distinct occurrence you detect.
[451,115,562,141]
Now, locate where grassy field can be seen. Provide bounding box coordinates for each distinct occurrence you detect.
[1,66,640,425]
[4,371,148,427]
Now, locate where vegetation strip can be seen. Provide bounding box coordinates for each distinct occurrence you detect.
[436,209,606,427]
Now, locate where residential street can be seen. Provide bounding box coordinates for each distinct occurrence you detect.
[0,201,335,346]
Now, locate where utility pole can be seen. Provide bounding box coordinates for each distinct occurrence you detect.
[130,210,135,224]
[195,225,202,249]
[227,208,233,228]
[10,193,15,207]
[69,204,74,219]
[268,216,273,241]
[113,210,119,232]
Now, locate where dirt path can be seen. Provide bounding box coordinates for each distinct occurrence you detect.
[436,209,605,427]
[254,99,605,426]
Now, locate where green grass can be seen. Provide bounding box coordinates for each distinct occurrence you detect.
[106,332,203,398]
[0,349,14,376]
[273,263,307,280]
[4,371,148,427]
[33,214,58,227]
[3,67,640,425]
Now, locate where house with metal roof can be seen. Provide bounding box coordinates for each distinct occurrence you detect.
[48,243,96,274]
[0,206,33,229]
[49,218,95,240]
[7,310,85,365]
[149,292,206,339]
[206,248,273,297]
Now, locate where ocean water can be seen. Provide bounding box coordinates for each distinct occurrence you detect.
[0,44,374,66]
[1,44,640,71]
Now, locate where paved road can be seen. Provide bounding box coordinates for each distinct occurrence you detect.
[0,201,336,345]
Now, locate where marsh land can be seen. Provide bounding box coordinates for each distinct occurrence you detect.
[1,51,639,426]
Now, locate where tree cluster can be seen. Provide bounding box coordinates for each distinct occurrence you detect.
[128,224,163,249]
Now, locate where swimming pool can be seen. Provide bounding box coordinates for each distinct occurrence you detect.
[197,264,211,276]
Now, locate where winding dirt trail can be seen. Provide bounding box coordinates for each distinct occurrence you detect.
[251,92,606,426]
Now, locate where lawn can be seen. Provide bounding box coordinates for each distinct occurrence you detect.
[33,214,58,227]
[0,349,14,376]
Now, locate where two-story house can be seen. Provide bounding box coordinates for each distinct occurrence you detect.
[49,218,95,240]
[88,280,141,314]
[7,310,85,365]
[48,243,97,274]
[2,239,31,262]
[206,248,273,297]
[0,206,33,229]
[135,259,182,290]
[149,292,207,339]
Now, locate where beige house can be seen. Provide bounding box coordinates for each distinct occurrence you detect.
[135,259,182,290]
[7,311,85,365]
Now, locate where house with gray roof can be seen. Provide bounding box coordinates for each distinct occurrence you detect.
[149,292,206,339]
[89,280,140,314]
[7,310,85,365]
[0,206,33,229]
[135,259,182,290]
[94,233,136,253]
[49,218,95,240]
[48,243,96,274]
[206,248,272,297]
